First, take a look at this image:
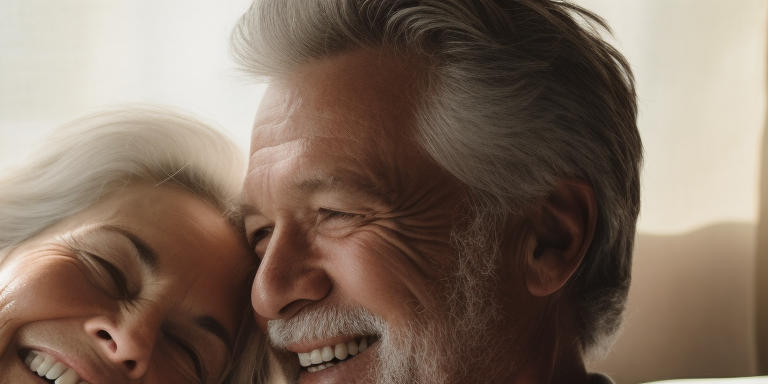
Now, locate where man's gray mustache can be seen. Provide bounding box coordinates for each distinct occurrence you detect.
[267,305,388,348]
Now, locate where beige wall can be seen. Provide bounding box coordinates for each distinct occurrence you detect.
[589,224,759,383]
[757,44,768,373]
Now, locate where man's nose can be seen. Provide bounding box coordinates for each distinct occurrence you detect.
[252,221,331,320]
[85,311,160,379]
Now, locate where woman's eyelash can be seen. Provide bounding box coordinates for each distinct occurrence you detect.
[165,332,205,383]
[77,251,133,300]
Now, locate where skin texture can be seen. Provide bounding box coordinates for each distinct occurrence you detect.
[244,48,596,384]
[0,183,255,384]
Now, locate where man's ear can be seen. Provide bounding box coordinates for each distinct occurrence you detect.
[524,179,596,297]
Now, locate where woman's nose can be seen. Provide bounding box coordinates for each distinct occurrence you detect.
[85,312,161,379]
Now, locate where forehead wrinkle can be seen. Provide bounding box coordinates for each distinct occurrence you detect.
[256,88,385,147]
[244,151,304,222]
[248,138,306,169]
[249,134,392,202]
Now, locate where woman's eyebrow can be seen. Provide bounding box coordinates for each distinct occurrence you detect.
[195,315,233,351]
[93,225,234,349]
[97,224,159,271]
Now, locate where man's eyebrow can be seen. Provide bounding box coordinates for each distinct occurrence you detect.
[98,225,159,271]
[195,315,233,351]
[242,176,386,215]
[241,202,261,216]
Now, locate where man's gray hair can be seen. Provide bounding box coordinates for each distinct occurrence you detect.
[231,0,642,356]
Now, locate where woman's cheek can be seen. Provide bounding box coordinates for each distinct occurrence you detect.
[0,257,114,323]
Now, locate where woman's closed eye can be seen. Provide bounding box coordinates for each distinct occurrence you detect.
[164,331,206,384]
[76,250,135,300]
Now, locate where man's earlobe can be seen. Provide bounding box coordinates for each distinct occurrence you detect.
[525,179,597,297]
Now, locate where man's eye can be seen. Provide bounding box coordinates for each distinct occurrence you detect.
[77,251,134,300]
[317,209,368,237]
[319,208,360,220]
[250,228,273,244]
[248,228,273,258]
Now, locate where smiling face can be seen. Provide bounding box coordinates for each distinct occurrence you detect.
[0,183,255,384]
[244,49,522,383]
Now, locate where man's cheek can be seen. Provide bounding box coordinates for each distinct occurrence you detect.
[328,229,444,311]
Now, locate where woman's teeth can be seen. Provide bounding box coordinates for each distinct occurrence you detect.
[24,351,89,384]
[298,337,371,373]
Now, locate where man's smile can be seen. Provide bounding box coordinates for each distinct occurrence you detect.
[295,336,376,373]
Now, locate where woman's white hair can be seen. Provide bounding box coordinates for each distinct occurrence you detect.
[0,104,269,383]
[231,0,643,358]
[0,105,244,249]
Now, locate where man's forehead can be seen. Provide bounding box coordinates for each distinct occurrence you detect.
[247,134,384,182]
[250,93,373,156]
[243,137,391,207]
[250,48,426,144]
[247,136,304,169]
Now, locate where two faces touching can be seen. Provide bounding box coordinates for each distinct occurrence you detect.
[0,107,266,384]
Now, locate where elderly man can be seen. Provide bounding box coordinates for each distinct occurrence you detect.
[233,0,642,383]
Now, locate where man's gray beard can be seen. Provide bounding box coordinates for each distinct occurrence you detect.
[266,218,503,384]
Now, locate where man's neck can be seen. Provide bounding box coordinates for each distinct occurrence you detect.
[508,298,591,384]
[543,301,590,384]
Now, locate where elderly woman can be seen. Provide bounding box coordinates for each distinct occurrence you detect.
[0,106,267,384]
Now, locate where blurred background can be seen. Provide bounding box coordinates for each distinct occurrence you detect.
[1,1,766,382]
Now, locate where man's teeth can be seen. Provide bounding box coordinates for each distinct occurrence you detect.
[24,351,89,384]
[298,337,371,372]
